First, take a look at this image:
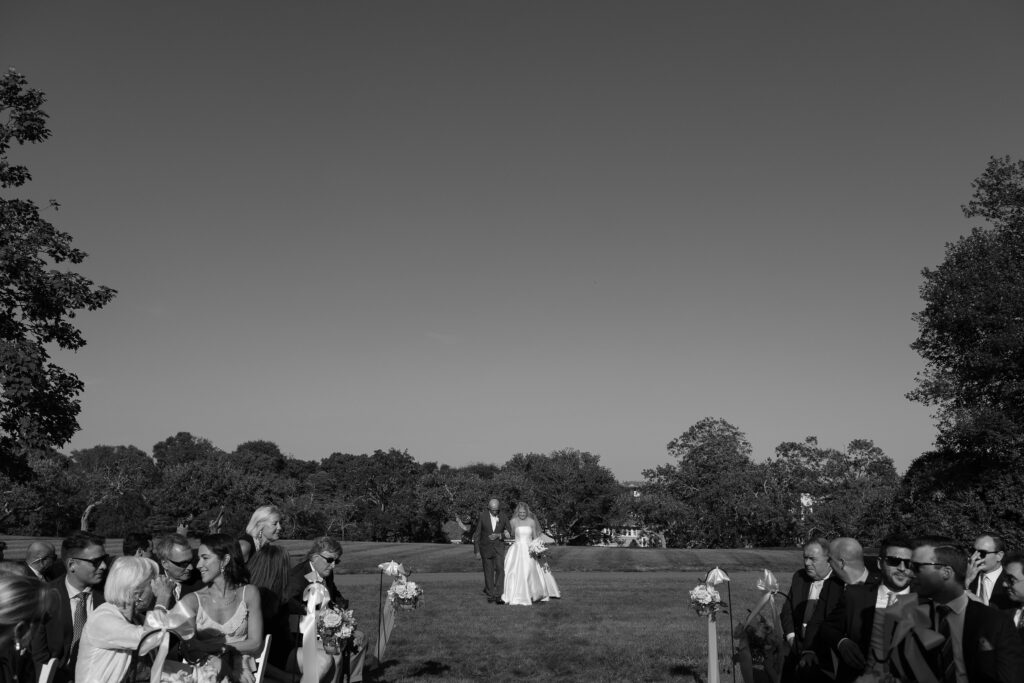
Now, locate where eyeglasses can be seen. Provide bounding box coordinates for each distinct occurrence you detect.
[164,557,194,569]
[908,561,948,573]
[882,556,912,569]
[72,555,109,569]
[316,554,339,565]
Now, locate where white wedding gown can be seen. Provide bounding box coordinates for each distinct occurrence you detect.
[502,525,561,606]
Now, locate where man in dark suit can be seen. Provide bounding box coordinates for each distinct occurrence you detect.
[820,534,915,683]
[969,533,1015,612]
[154,532,201,606]
[471,498,512,605]
[907,536,1024,682]
[23,541,58,581]
[780,536,844,682]
[285,536,364,682]
[1000,552,1024,640]
[30,531,109,683]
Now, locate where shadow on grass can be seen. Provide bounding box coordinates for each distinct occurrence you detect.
[369,658,451,681]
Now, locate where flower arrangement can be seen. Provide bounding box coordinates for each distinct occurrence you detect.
[387,577,423,610]
[689,583,725,617]
[528,538,547,560]
[318,605,357,653]
[159,661,225,683]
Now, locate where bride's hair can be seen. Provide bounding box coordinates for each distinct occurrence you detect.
[513,501,535,520]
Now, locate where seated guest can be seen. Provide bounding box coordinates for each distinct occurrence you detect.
[242,505,292,668]
[154,533,200,606]
[123,532,154,560]
[74,557,174,683]
[0,571,47,683]
[781,536,842,682]
[1001,552,1024,634]
[280,537,365,682]
[31,531,109,683]
[906,536,1024,682]
[820,534,914,683]
[177,534,264,683]
[969,533,1015,611]
[24,541,59,581]
[828,538,880,587]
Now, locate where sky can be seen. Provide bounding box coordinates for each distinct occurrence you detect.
[3,3,1023,479]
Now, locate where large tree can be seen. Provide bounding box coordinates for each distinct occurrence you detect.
[0,69,116,464]
[908,156,1024,453]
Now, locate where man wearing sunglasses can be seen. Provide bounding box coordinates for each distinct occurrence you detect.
[154,532,201,606]
[286,536,366,682]
[819,534,914,683]
[1000,552,1024,632]
[903,536,1024,682]
[968,534,1014,612]
[29,531,108,683]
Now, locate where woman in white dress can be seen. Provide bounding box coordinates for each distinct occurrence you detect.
[501,502,561,606]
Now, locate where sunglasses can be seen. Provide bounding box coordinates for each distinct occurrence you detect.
[164,557,194,569]
[316,554,339,565]
[72,555,109,569]
[973,549,999,558]
[882,556,912,569]
[908,561,948,573]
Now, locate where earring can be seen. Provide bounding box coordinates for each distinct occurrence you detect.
[257,529,264,542]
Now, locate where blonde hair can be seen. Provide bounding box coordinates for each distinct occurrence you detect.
[0,573,47,630]
[103,556,159,610]
[246,505,282,539]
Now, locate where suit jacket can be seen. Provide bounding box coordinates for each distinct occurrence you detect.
[956,599,1024,683]
[819,583,901,683]
[30,577,106,682]
[470,510,512,557]
[286,560,348,614]
[971,571,1016,612]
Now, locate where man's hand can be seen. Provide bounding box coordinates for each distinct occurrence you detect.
[488,533,500,541]
[797,651,819,670]
[836,638,865,670]
[966,556,984,589]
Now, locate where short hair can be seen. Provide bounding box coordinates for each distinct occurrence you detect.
[803,536,830,557]
[153,533,191,562]
[61,531,105,561]
[0,573,47,627]
[913,536,967,584]
[1002,551,1024,570]
[306,537,343,561]
[198,534,249,587]
[879,533,914,556]
[123,532,152,557]
[976,532,1005,553]
[104,556,159,610]
[245,505,282,538]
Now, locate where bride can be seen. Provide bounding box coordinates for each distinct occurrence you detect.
[501,502,561,606]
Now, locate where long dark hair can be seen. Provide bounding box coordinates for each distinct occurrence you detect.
[199,534,250,587]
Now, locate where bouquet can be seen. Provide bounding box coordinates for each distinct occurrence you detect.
[388,577,424,610]
[159,661,224,683]
[689,583,725,617]
[528,538,547,560]
[318,605,356,654]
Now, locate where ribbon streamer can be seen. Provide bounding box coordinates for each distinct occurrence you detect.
[300,583,331,683]
[735,569,784,683]
[885,596,944,683]
[143,602,196,683]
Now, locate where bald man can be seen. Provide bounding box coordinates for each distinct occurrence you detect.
[471,498,513,604]
[829,538,880,587]
[24,541,59,581]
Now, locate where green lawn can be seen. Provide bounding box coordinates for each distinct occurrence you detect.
[1,537,801,681]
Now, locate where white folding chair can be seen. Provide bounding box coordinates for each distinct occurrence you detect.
[37,657,57,683]
[252,634,272,683]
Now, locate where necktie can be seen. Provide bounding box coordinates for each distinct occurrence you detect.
[72,592,87,645]
[936,604,955,683]
[977,575,987,603]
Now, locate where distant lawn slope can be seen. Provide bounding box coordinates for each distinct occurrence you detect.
[1,536,801,574]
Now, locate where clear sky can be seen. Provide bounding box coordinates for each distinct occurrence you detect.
[3,3,1023,479]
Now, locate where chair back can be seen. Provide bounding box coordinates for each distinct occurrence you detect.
[252,633,272,683]
[37,658,57,683]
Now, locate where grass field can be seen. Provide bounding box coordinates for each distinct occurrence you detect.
[0,536,801,682]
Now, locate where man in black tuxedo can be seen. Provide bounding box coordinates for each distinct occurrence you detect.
[969,533,1015,611]
[471,498,512,605]
[820,534,914,683]
[907,536,1024,683]
[286,536,364,682]
[30,531,109,683]
[780,536,843,682]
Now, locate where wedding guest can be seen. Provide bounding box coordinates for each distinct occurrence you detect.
[1001,552,1024,636]
[154,533,200,606]
[24,541,58,581]
[242,505,292,668]
[820,534,914,683]
[906,536,1024,682]
[74,556,174,683]
[828,538,880,587]
[968,533,1014,611]
[280,537,365,683]
[0,571,47,683]
[31,531,109,683]
[780,536,841,683]
[122,532,154,559]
